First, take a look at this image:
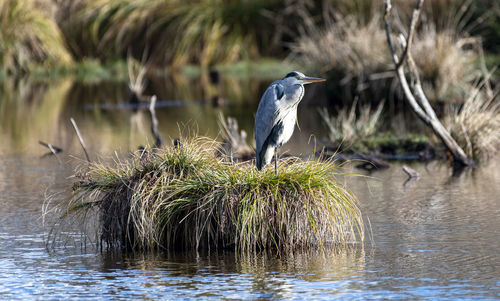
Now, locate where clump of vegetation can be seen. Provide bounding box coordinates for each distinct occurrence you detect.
[319,101,384,150]
[445,80,500,161]
[0,0,72,74]
[63,137,363,253]
[291,13,388,76]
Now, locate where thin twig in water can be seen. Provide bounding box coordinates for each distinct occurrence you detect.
[70,118,91,162]
[39,141,63,164]
[48,143,63,165]
[39,141,63,153]
[149,95,163,148]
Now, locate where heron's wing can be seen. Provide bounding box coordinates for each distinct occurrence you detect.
[254,82,284,154]
[274,83,284,99]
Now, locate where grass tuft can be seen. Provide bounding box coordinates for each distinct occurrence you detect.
[63,137,363,253]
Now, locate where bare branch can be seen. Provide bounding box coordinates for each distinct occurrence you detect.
[384,0,400,65]
[70,118,91,162]
[48,143,63,165]
[127,52,149,97]
[396,0,423,68]
[384,0,473,166]
[39,141,62,153]
[403,165,420,187]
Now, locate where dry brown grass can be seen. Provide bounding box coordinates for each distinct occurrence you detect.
[445,79,500,161]
[290,13,389,75]
[412,28,481,102]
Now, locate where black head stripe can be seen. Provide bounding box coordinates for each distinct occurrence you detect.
[284,71,299,78]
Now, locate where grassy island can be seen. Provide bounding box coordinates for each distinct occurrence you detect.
[64,137,364,253]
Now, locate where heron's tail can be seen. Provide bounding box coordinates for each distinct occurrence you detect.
[256,145,275,171]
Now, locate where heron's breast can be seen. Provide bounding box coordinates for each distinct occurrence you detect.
[276,112,297,146]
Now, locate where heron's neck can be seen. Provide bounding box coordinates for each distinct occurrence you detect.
[290,84,304,107]
[279,84,303,120]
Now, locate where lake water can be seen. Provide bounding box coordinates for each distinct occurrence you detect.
[1,76,499,299]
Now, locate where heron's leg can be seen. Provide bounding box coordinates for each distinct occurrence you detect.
[275,148,279,176]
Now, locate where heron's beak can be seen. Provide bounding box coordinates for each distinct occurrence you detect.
[301,76,326,84]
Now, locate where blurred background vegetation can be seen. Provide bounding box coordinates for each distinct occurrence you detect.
[1,0,498,101]
[1,0,498,73]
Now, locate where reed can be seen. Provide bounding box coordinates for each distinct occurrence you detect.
[63,137,364,253]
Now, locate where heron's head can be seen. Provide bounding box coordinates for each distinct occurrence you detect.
[283,71,326,85]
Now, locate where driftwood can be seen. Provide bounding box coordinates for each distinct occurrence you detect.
[70,118,91,162]
[402,165,419,178]
[323,152,391,171]
[352,153,391,170]
[218,113,254,162]
[384,0,473,167]
[321,140,437,171]
[402,165,420,187]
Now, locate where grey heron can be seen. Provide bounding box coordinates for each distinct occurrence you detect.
[254,71,326,175]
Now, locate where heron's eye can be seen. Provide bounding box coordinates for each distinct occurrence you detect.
[295,75,301,79]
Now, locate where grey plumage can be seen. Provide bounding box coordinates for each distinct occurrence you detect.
[254,71,325,173]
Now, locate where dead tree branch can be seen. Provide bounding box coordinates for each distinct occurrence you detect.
[384,0,474,166]
[127,50,149,98]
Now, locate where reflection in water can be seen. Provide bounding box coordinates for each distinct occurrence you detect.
[0,78,72,153]
[0,75,499,299]
[0,74,326,157]
[95,248,366,300]
[350,160,500,297]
